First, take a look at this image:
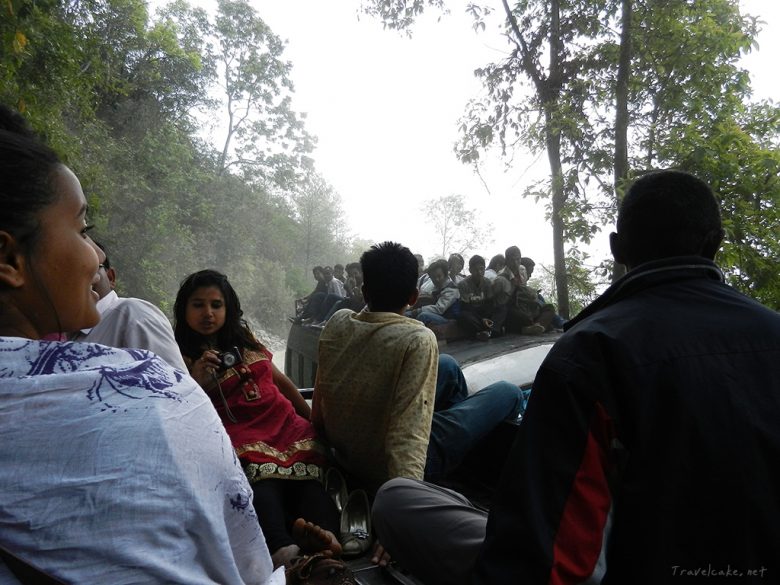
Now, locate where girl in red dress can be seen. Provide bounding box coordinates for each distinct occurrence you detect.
[174,270,339,568]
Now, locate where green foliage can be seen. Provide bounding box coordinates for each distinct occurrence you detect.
[290,172,352,286]
[348,238,376,262]
[527,249,610,318]
[210,0,315,187]
[668,104,780,309]
[453,0,615,317]
[360,0,447,34]
[1,0,356,336]
[363,0,779,310]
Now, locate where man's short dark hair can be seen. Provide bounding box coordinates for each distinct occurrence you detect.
[360,242,419,312]
[426,259,449,278]
[448,253,464,267]
[469,255,485,269]
[505,245,521,259]
[520,257,535,272]
[618,170,722,266]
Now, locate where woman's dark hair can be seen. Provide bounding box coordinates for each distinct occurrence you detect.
[173,269,262,359]
[0,105,62,252]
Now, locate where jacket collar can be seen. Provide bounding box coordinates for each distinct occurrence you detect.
[565,256,724,331]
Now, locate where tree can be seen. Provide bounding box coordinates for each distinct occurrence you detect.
[617,0,779,306]
[212,0,315,188]
[527,250,609,318]
[370,0,614,318]
[421,193,493,258]
[363,0,778,311]
[290,172,351,278]
[669,103,780,309]
[611,0,632,280]
[464,0,619,317]
[1,0,359,337]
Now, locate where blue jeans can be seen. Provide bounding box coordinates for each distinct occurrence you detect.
[416,312,450,326]
[425,355,524,480]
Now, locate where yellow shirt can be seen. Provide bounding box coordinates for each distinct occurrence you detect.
[312,309,439,492]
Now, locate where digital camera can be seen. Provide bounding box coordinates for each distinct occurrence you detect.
[218,346,243,370]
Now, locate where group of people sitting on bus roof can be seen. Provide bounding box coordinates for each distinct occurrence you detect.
[292,262,364,326]
[292,247,565,340]
[410,246,567,340]
[2,102,779,585]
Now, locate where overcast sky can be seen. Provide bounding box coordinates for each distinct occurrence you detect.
[185,1,778,271]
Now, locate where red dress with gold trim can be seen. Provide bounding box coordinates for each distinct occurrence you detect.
[208,347,326,483]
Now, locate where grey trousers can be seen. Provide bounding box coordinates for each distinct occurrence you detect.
[372,478,487,585]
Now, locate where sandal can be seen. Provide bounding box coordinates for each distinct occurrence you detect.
[324,467,349,514]
[339,489,373,557]
[285,553,357,585]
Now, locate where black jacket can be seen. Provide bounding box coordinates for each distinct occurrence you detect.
[474,257,780,584]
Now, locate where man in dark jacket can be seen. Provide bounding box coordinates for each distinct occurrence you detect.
[372,170,780,585]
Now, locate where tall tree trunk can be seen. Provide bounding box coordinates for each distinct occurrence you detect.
[219,97,234,173]
[612,0,632,281]
[646,97,659,169]
[546,0,570,318]
[548,125,569,318]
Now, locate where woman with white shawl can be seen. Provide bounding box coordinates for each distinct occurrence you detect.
[0,106,344,584]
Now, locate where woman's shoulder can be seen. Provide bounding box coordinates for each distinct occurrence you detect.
[241,345,272,363]
[1,337,130,371]
[1,338,198,405]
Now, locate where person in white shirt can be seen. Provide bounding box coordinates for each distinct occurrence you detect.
[407,259,460,326]
[484,253,505,281]
[70,241,187,370]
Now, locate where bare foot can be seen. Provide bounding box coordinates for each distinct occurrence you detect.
[292,518,343,557]
[271,543,300,569]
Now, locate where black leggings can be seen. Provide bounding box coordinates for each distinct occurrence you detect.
[251,478,340,553]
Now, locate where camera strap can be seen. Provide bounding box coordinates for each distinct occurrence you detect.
[212,371,238,423]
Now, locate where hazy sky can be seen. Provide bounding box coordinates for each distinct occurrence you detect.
[188,1,778,270]
[256,1,558,266]
[254,0,778,270]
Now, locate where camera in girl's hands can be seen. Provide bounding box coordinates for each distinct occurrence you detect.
[218,347,242,370]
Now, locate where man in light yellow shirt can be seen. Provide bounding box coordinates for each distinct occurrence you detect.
[313,242,523,494]
[313,242,437,492]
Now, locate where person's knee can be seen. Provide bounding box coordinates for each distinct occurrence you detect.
[438,354,459,376]
[373,478,419,532]
[434,355,468,411]
[483,381,524,418]
[418,312,440,325]
[374,478,417,513]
